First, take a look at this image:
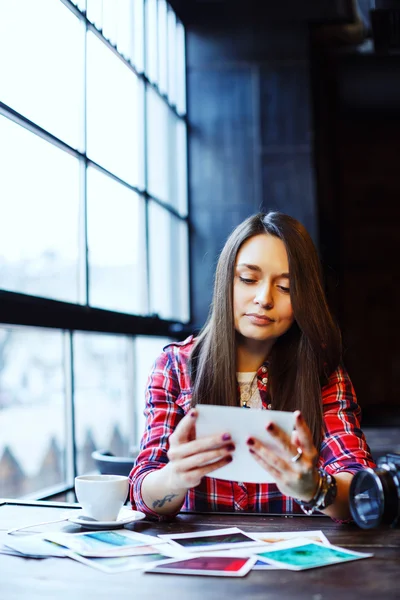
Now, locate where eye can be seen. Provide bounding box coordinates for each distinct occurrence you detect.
[239,276,257,284]
[277,285,290,293]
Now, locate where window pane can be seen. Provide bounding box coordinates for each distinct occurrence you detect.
[86,0,103,30]
[134,336,173,442]
[149,203,172,319]
[0,325,68,498]
[169,116,188,216]
[176,21,187,115]
[133,0,145,72]
[73,332,134,475]
[158,0,168,95]
[87,167,148,314]
[173,219,190,323]
[71,0,86,11]
[149,203,189,321]
[87,32,145,188]
[102,0,118,46]
[167,9,176,106]
[0,117,81,303]
[115,0,135,61]
[145,0,158,83]
[0,0,85,150]
[146,87,169,202]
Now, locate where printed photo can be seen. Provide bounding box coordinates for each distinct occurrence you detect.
[255,538,373,570]
[69,551,174,573]
[253,530,330,546]
[44,529,163,557]
[158,527,261,552]
[146,555,255,577]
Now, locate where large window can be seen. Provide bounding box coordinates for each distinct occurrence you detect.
[0,0,188,499]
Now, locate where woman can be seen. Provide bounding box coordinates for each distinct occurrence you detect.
[130,212,374,520]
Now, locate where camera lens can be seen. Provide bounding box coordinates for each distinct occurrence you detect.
[350,466,399,529]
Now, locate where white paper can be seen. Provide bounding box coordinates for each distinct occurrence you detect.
[4,535,67,558]
[195,405,296,483]
[157,527,262,552]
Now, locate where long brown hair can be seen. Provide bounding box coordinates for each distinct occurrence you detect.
[190,212,341,449]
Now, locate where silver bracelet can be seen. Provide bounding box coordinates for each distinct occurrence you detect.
[296,469,337,516]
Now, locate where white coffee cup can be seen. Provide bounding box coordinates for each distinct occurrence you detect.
[75,474,129,522]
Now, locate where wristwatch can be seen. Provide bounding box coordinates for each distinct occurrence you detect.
[296,469,337,515]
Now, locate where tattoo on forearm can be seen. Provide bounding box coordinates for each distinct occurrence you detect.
[152,493,179,509]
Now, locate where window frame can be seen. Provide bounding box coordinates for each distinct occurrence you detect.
[0,0,191,501]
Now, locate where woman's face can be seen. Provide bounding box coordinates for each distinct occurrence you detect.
[233,233,295,348]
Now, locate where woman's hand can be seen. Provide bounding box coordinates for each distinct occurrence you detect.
[246,410,320,501]
[163,408,235,493]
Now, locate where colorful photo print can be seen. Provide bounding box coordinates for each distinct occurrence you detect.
[253,530,330,546]
[252,559,284,570]
[158,527,260,552]
[256,538,373,570]
[69,551,174,573]
[146,555,255,577]
[44,530,163,557]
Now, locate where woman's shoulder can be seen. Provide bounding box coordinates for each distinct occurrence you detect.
[162,335,196,356]
[156,335,196,369]
[321,363,357,403]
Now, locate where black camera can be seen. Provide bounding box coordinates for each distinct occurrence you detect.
[349,453,400,529]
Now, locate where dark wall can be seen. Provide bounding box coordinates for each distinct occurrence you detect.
[312,44,400,422]
[187,22,318,328]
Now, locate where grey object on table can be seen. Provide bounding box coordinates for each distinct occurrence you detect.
[91,448,139,477]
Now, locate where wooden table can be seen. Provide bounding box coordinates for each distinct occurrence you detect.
[1,499,399,600]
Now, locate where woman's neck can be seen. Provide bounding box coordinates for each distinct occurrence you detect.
[236,338,273,372]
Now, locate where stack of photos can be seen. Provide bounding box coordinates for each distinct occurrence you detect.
[4,526,373,577]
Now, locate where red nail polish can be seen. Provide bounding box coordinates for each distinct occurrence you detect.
[190,410,197,418]
[226,443,235,451]
[222,433,231,441]
[249,448,255,454]
[247,437,255,446]
[226,455,233,463]
[267,423,274,432]
[297,412,303,422]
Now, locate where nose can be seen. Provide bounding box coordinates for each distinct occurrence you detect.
[253,282,274,309]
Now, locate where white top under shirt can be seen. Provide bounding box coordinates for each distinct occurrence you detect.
[236,371,262,409]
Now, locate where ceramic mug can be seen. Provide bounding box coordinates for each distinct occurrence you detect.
[75,474,129,521]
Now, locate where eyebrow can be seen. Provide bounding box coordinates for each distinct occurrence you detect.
[236,263,289,278]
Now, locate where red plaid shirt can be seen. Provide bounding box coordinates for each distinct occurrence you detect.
[130,336,375,519]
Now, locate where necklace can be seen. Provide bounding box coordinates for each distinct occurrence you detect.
[237,372,260,409]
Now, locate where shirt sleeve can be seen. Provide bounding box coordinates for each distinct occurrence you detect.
[129,348,185,520]
[319,365,376,476]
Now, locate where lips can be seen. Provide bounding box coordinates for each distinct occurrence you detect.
[245,313,275,325]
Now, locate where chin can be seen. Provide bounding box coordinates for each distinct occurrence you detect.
[239,327,275,342]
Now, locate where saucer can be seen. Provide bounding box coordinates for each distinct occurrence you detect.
[67,507,146,529]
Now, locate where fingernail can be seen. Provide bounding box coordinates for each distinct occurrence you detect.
[246,437,255,446]
[222,433,231,441]
[190,409,197,418]
[226,443,235,451]
[267,423,274,432]
[296,411,303,422]
[226,455,233,463]
[249,448,255,454]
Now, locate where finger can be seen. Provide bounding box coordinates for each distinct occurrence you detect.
[170,409,199,444]
[291,430,301,448]
[184,454,234,487]
[168,431,233,461]
[293,411,315,453]
[263,422,296,461]
[175,444,235,474]
[248,448,283,480]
